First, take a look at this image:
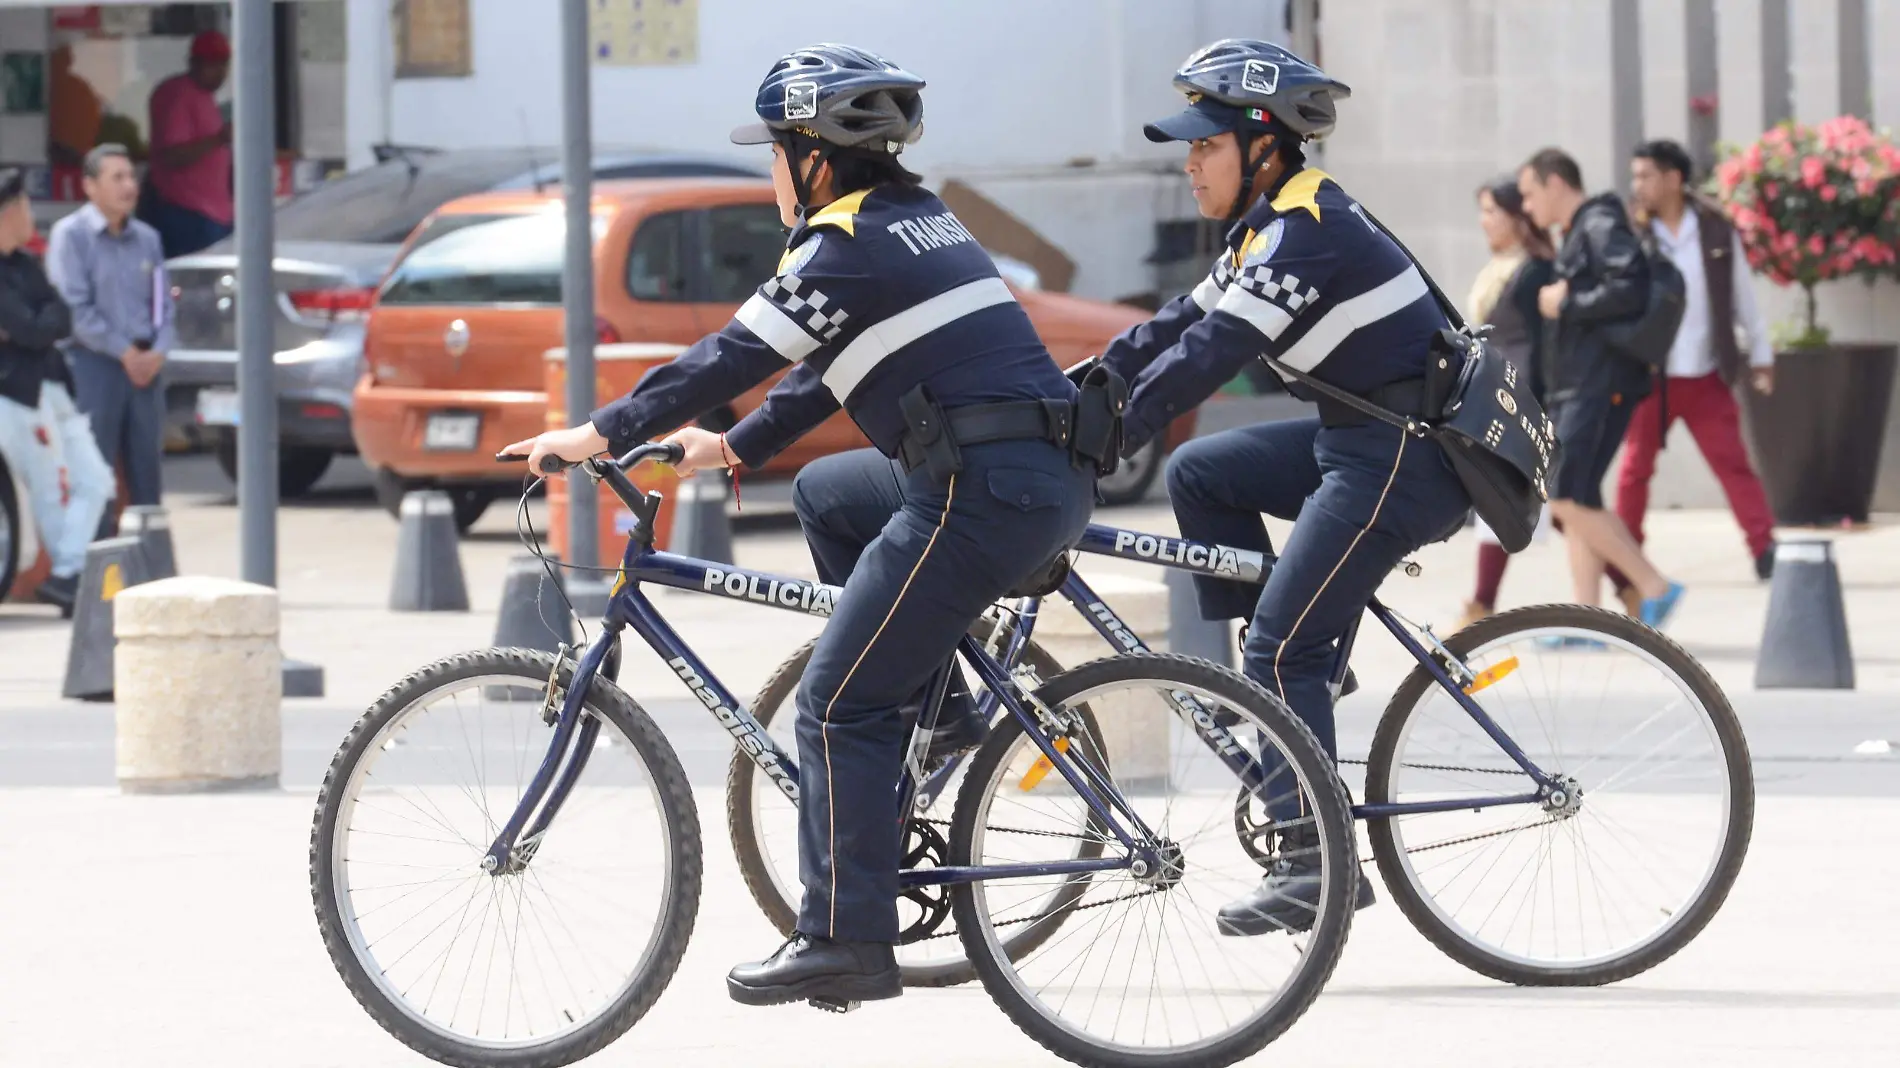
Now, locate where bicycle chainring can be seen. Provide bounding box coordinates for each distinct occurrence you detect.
[896,818,955,945]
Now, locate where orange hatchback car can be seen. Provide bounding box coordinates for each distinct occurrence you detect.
[353,177,1192,529]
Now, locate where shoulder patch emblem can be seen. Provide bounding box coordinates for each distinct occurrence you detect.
[1242,219,1285,267]
[778,233,823,275]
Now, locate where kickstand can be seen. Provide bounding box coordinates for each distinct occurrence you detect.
[808,996,860,1014]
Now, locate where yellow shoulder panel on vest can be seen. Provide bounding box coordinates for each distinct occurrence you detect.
[1271,168,1330,222]
[806,188,874,236]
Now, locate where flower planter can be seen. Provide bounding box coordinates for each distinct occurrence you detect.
[1742,342,1898,525]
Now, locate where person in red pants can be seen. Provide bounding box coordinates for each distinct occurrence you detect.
[1618,140,1777,587]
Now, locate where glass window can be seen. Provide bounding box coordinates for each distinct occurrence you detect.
[700,205,788,302]
[624,211,690,301]
[378,209,603,306]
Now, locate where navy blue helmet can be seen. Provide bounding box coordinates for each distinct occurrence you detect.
[730,44,925,155]
[1143,39,1351,145]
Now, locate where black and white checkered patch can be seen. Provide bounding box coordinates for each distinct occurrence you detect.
[761,273,851,342]
[1236,264,1321,313]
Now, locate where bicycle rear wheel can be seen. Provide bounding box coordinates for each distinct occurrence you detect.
[953,654,1356,1068]
[1366,604,1753,986]
[311,649,701,1068]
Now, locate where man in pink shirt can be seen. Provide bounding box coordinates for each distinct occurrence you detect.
[144,31,232,258]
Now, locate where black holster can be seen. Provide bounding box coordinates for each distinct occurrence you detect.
[1070,363,1128,476]
[898,383,963,482]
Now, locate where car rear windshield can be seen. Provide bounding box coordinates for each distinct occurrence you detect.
[272,156,539,244]
[378,211,602,306]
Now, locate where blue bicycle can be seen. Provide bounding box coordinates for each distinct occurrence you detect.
[311,444,1363,1068]
[731,519,1755,990]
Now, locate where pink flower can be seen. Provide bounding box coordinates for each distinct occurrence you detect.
[1822,184,1839,201]
[1765,181,1781,198]
[1807,234,1826,255]
[1802,157,1826,188]
[1744,144,1765,171]
[1858,177,1878,196]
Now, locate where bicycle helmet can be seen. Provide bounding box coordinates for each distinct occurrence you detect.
[730,44,926,215]
[1143,40,1352,220]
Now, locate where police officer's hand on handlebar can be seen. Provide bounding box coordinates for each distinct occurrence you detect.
[497,423,732,478]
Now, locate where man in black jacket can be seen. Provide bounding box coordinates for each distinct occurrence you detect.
[1516,148,1685,635]
[0,168,114,614]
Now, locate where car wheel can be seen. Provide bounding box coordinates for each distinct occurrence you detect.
[214,437,336,499]
[0,456,20,604]
[1096,438,1163,506]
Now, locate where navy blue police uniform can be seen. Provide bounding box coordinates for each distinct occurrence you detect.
[1107,165,1471,819]
[592,182,1094,948]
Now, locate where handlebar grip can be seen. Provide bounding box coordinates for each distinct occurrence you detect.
[537,454,569,475]
[651,441,686,467]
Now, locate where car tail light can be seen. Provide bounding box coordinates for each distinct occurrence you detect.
[288,287,376,325]
[596,316,621,345]
[300,402,346,420]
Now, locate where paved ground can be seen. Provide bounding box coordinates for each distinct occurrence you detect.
[4,418,1900,1066]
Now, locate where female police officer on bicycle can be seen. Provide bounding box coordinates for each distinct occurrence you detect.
[1099,40,1472,935]
[502,44,1109,1008]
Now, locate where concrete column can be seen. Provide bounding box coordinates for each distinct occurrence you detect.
[1872,0,1900,130]
[1716,0,1767,144]
[1642,0,1692,147]
[1789,0,1842,123]
[1839,0,1872,119]
[114,577,283,793]
[1032,573,1173,789]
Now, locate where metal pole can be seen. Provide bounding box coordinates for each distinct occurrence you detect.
[560,0,597,573]
[1609,0,1644,198]
[233,0,277,586]
[1762,0,1793,128]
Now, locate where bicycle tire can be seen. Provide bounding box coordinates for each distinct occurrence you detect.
[726,613,1087,988]
[311,649,702,1068]
[952,653,1357,1068]
[1365,603,1754,987]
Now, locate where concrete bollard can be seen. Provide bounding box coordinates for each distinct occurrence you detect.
[1034,572,1173,790]
[1755,539,1855,689]
[389,489,470,612]
[671,475,735,565]
[61,536,153,701]
[490,553,578,700]
[1165,567,1233,668]
[112,576,282,793]
[117,505,177,580]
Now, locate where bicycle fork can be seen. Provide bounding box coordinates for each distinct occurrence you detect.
[480,625,623,876]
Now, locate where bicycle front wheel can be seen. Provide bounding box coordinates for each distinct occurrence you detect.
[1366,604,1753,987]
[953,653,1356,1068]
[311,649,701,1068]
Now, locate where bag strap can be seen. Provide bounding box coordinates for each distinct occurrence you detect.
[1261,201,1471,436]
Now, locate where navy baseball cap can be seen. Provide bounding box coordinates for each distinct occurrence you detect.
[1143,98,1246,143]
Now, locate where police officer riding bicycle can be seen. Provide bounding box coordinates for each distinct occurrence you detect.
[1099,40,1474,935]
[503,43,1118,1009]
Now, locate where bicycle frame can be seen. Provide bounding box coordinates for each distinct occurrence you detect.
[929,523,1562,821]
[480,475,1282,888]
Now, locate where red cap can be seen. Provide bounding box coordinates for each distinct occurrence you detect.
[190,31,231,63]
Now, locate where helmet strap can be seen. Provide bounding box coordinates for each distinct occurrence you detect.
[1227,128,1280,224]
[782,133,839,220]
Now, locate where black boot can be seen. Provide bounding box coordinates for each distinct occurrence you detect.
[1240,624,1357,697]
[1755,546,1776,582]
[34,573,78,618]
[900,674,987,762]
[727,933,901,1007]
[1215,824,1376,936]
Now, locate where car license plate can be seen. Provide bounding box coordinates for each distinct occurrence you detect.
[196,389,240,426]
[423,412,481,451]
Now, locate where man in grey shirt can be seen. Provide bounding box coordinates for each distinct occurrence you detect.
[46,143,176,509]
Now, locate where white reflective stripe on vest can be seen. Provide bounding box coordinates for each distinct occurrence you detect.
[736,293,821,363]
[1190,272,1224,313]
[1214,283,1295,340]
[820,276,1017,402]
[1273,264,1430,372]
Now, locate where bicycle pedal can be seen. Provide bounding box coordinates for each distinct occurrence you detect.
[808,996,860,1014]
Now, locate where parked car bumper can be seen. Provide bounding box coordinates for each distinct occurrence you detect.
[163,327,365,452]
[351,379,545,485]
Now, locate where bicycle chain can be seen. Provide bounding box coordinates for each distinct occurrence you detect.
[1338,757,1527,777]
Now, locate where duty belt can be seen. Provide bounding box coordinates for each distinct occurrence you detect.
[1314,377,1433,428]
[897,399,1074,473]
